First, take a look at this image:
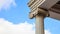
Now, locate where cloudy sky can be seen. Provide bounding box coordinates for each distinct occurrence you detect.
[0,0,60,34]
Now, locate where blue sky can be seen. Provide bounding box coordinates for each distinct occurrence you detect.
[0,0,60,34]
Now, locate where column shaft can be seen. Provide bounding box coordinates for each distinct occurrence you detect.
[35,15,44,34]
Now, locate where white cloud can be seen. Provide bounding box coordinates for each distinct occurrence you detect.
[45,30,51,34]
[0,18,51,34]
[0,0,16,10]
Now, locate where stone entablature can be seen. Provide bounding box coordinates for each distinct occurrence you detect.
[28,0,60,12]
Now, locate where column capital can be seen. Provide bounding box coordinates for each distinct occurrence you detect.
[29,8,49,19]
